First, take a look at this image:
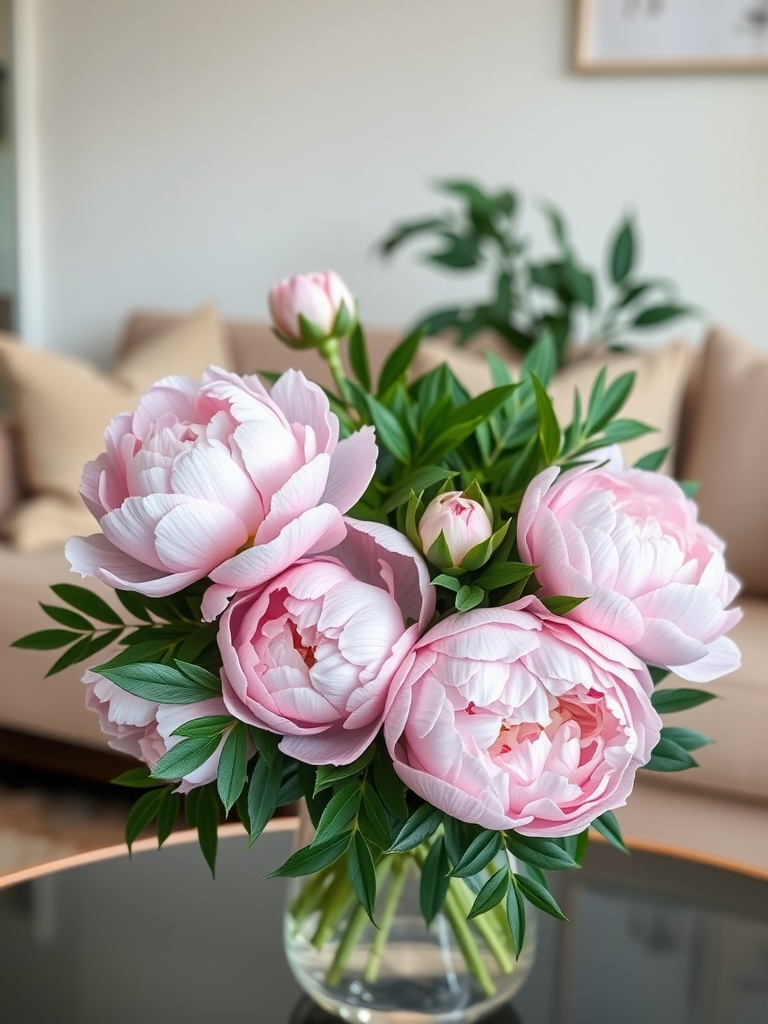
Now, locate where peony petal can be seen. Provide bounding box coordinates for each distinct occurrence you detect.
[322,427,378,512]
[66,533,202,596]
[255,455,331,546]
[211,504,346,590]
[154,499,249,574]
[170,443,263,533]
[269,369,338,453]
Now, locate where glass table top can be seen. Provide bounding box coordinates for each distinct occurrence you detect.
[1,820,766,1024]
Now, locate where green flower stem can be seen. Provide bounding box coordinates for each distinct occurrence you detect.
[289,864,338,933]
[326,901,369,988]
[449,877,514,975]
[311,868,357,949]
[363,854,411,983]
[412,844,496,998]
[318,337,353,405]
[324,855,394,988]
[442,883,496,998]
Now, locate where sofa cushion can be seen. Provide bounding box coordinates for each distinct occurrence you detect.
[0,307,228,550]
[412,338,693,468]
[660,596,768,803]
[679,327,768,596]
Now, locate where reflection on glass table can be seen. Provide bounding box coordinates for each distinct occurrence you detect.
[0,820,766,1024]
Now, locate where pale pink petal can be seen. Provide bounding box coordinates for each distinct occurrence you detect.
[66,534,201,596]
[255,455,331,546]
[322,427,378,511]
[154,500,249,573]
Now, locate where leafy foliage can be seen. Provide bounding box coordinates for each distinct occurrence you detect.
[378,178,695,366]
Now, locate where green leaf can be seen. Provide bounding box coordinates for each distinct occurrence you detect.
[174,661,222,693]
[46,629,123,677]
[531,375,560,464]
[601,419,654,444]
[112,767,167,789]
[451,830,503,878]
[378,328,423,396]
[455,585,484,612]
[176,625,218,665]
[634,447,671,472]
[314,746,376,794]
[247,750,284,843]
[362,787,393,847]
[347,831,378,924]
[660,726,712,752]
[678,480,700,499]
[125,787,166,852]
[366,394,412,463]
[382,466,456,515]
[96,661,218,704]
[648,666,670,687]
[216,724,249,814]
[521,331,557,388]
[192,785,220,876]
[610,218,635,285]
[39,604,93,632]
[270,831,350,878]
[420,836,450,926]
[347,322,371,391]
[50,584,123,625]
[651,688,719,714]
[587,371,636,434]
[475,562,535,591]
[505,832,579,872]
[116,590,154,622]
[152,735,221,780]
[506,876,527,959]
[427,233,482,271]
[591,810,628,854]
[468,867,509,920]
[315,782,362,842]
[539,595,587,616]
[389,804,442,853]
[156,789,179,847]
[633,304,691,328]
[249,726,281,767]
[11,629,85,650]
[378,217,447,257]
[373,749,409,822]
[432,573,462,593]
[645,737,698,772]
[514,872,567,920]
[172,715,233,739]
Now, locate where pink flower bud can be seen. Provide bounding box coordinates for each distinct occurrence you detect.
[268,271,355,348]
[419,491,493,568]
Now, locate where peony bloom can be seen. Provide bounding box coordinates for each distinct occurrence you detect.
[384,599,661,837]
[517,459,742,683]
[269,271,355,348]
[218,519,434,766]
[65,368,377,612]
[419,491,493,569]
[83,671,229,793]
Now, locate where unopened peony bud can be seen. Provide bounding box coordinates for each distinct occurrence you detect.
[419,491,493,569]
[268,271,355,349]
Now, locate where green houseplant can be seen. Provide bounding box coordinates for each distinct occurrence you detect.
[378,178,694,368]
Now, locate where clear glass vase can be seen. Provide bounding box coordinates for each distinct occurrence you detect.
[284,804,536,1024]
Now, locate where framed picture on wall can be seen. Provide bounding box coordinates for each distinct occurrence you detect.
[574,0,768,73]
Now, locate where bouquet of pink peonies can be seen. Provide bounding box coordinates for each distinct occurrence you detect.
[15,271,741,1012]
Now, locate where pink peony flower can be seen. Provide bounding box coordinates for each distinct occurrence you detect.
[218,519,434,766]
[419,491,493,569]
[65,368,377,610]
[83,671,229,793]
[384,598,661,837]
[517,458,742,682]
[269,271,355,347]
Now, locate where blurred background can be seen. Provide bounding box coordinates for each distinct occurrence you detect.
[0,0,766,358]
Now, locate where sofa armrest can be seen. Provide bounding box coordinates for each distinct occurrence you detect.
[0,413,21,521]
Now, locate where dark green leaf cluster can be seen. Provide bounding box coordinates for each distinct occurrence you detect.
[378,178,696,366]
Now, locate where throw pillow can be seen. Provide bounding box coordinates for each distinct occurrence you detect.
[678,327,768,596]
[411,338,693,468]
[0,306,228,550]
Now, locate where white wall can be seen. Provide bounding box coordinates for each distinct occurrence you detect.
[16,0,768,359]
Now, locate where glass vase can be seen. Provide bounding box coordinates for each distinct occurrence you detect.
[283,804,536,1024]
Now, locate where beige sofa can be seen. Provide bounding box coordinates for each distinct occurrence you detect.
[0,311,765,868]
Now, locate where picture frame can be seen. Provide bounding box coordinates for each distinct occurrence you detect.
[574,0,768,73]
